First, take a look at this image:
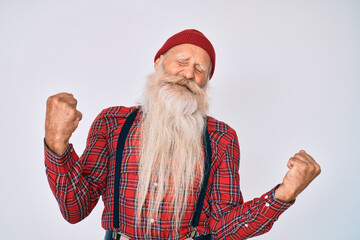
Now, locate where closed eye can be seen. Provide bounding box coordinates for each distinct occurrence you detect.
[195,67,203,74]
[177,60,187,65]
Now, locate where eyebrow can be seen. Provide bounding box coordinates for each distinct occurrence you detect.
[174,54,208,72]
[174,54,189,61]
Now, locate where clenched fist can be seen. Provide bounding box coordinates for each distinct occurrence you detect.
[45,92,82,156]
[275,150,321,202]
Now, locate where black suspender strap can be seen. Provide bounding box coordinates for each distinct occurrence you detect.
[113,110,212,237]
[113,108,139,229]
[191,121,212,229]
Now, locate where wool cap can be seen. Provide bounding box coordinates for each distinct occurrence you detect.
[154,29,216,79]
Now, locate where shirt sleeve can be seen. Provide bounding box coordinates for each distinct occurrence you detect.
[208,133,294,240]
[44,110,109,224]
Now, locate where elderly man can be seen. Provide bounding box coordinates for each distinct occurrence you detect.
[44,29,320,240]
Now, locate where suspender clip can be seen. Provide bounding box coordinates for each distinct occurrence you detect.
[191,227,198,238]
[112,230,118,240]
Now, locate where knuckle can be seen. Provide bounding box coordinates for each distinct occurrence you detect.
[53,97,61,104]
[63,104,76,116]
[76,111,82,121]
[309,162,317,170]
[68,107,77,115]
[309,165,316,174]
[300,164,309,172]
[302,161,310,167]
[46,97,52,105]
[300,161,312,172]
[47,94,59,103]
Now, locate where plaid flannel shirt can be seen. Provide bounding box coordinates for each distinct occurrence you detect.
[44,106,294,240]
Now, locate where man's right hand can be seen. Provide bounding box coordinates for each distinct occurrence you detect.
[45,92,82,156]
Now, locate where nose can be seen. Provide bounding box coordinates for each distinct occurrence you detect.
[180,67,194,80]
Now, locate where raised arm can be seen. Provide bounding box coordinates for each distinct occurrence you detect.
[44,93,109,223]
[208,131,321,239]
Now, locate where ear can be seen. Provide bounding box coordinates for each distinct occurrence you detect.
[154,55,163,71]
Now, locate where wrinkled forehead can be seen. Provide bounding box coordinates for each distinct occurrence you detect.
[167,44,212,67]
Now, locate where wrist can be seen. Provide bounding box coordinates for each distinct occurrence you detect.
[44,136,69,156]
[274,184,296,202]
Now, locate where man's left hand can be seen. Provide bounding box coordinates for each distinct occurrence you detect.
[274,150,321,202]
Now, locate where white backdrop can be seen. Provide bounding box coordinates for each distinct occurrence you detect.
[0,0,359,239]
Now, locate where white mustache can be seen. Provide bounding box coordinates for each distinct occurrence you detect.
[159,74,203,95]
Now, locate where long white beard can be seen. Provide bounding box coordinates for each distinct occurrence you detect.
[136,68,209,234]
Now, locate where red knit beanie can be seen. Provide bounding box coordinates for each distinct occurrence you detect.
[154,29,216,79]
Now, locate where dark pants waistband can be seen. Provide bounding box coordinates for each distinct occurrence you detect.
[104,230,213,240]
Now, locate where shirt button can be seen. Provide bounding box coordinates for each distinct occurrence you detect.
[264,195,268,199]
[245,224,249,227]
[265,203,270,207]
[150,218,155,223]
[153,183,158,187]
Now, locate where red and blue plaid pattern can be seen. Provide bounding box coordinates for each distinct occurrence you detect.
[45,106,294,239]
